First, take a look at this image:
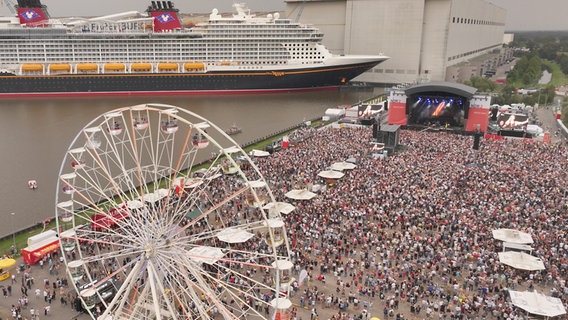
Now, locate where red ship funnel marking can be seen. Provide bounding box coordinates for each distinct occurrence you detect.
[17,7,47,26]
[150,11,182,32]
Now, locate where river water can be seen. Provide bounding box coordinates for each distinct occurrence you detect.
[0,89,379,236]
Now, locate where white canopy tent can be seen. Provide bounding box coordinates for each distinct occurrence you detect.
[492,228,534,244]
[318,170,345,179]
[249,149,270,157]
[216,228,254,244]
[502,242,533,254]
[509,290,566,318]
[285,189,316,200]
[498,251,545,271]
[188,246,225,264]
[263,202,295,215]
[330,161,357,171]
[143,188,169,203]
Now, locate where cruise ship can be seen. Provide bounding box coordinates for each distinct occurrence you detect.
[0,0,389,97]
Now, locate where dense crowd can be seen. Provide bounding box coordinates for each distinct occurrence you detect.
[2,122,567,320]
[250,126,568,320]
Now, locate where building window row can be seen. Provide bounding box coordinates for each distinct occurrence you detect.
[447,43,502,61]
[452,17,504,27]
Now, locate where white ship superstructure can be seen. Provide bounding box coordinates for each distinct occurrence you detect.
[0,0,388,97]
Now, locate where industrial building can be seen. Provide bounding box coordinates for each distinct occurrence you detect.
[285,0,507,85]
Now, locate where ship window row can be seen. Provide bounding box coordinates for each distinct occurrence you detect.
[0,46,289,54]
[0,45,294,62]
[205,27,316,33]
[207,23,311,29]
[452,16,504,27]
[2,42,293,50]
[0,52,292,62]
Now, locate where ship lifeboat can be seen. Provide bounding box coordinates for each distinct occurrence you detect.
[21,64,44,73]
[76,63,99,72]
[161,119,178,134]
[49,64,71,72]
[192,133,209,149]
[28,180,38,190]
[104,63,126,72]
[184,62,205,71]
[157,63,179,71]
[133,117,149,130]
[131,63,152,72]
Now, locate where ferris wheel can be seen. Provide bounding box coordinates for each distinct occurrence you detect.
[55,104,294,320]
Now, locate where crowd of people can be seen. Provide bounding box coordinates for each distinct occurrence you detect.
[249,125,568,320]
[1,119,567,320]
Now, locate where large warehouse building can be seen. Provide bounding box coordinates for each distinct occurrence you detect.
[285,0,506,85]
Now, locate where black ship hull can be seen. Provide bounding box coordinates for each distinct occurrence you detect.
[0,62,378,98]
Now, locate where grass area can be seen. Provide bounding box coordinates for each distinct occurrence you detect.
[0,220,57,258]
[543,60,568,87]
[0,118,329,257]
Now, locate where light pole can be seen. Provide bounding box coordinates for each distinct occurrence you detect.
[10,212,16,252]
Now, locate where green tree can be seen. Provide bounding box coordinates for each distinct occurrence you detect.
[464,76,497,93]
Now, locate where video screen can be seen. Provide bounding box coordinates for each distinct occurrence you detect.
[407,95,466,126]
[498,113,529,130]
[357,103,385,118]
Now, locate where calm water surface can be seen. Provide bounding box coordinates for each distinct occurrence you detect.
[0,89,378,236]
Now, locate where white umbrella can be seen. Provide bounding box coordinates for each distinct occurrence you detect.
[345,157,357,164]
[250,149,270,157]
[285,189,316,200]
[188,246,225,264]
[492,228,534,244]
[263,202,295,215]
[498,251,545,271]
[318,170,345,179]
[509,290,566,317]
[270,297,292,310]
[216,228,254,244]
[330,161,357,171]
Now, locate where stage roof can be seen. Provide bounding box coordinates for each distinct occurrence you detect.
[405,82,477,99]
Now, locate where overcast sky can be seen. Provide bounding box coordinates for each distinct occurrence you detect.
[487,0,568,31]
[1,0,567,31]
